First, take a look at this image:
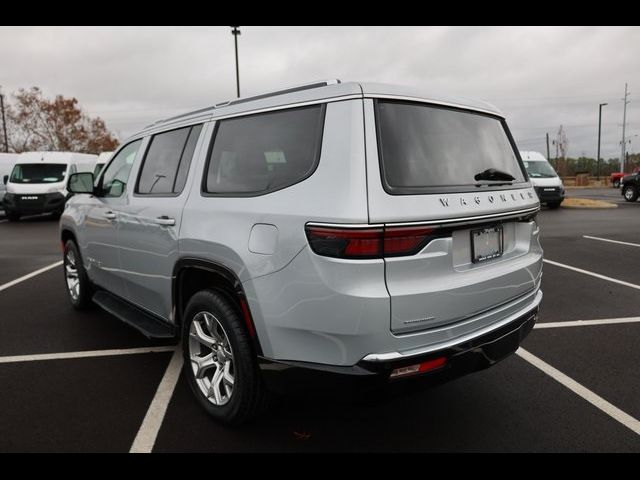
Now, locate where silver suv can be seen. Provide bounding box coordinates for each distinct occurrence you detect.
[62,80,543,424]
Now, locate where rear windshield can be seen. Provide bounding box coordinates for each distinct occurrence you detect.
[524,160,557,178]
[10,163,67,184]
[375,100,526,194]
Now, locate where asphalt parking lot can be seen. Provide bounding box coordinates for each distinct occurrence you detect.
[1,189,639,452]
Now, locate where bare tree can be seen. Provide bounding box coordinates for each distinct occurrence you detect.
[552,125,569,176]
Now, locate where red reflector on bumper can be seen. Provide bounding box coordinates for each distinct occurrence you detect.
[389,357,447,378]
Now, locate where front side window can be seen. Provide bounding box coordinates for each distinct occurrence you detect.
[204,105,325,195]
[10,163,66,184]
[99,140,142,198]
[376,100,526,194]
[136,124,202,195]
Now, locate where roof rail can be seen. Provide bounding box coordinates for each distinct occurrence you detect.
[228,79,341,106]
[143,79,341,129]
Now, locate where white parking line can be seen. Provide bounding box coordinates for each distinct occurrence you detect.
[0,260,63,293]
[517,348,640,436]
[583,235,640,248]
[535,317,640,329]
[543,259,640,291]
[0,346,176,364]
[130,348,183,453]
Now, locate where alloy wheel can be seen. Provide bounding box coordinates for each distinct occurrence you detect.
[188,311,235,406]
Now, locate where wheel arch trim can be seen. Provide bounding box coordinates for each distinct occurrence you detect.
[172,257,263,356]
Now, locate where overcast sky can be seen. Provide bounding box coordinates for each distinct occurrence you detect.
[1,26,638,159]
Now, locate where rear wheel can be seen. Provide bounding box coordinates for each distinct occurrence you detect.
[613,179,621,188]
[63,240,93,309]
[182,290,268,424]
[623,185,639,202]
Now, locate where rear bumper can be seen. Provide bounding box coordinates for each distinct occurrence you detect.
[259,293,539,395]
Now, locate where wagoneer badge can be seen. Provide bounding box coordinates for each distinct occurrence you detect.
[437,191,535,208]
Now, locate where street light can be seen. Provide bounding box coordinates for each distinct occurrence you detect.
[597,102,607,181]
[230,26,241,98]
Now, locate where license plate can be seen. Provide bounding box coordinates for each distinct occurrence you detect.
[21,196,40,201]
[471,225,503,263]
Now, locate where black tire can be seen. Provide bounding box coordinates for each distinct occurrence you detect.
[547,201,562,209]
[6,211,20,222]
[63,240,93,310]
[613,179,621,188]
[182,290,268,424]
[623,185,639,202]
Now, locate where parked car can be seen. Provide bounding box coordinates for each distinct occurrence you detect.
[621,170,640,202]
[2,151,98,221]
[610,167,640,188]
[520,151,565,209]
[62,80,543,424]
[0,153,20,199]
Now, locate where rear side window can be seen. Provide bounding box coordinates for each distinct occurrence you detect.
[376,100,526,194]
[137,124,202,195]
[204,105,325,195]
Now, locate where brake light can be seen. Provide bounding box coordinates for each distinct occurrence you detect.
[305,225,438,259]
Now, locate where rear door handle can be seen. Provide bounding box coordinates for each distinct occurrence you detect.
[104,211,116,220]
[154,216,176,226]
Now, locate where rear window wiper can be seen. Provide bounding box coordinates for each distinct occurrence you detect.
[474,168,515,186]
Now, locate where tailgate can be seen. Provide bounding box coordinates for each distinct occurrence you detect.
[384,219,542,334]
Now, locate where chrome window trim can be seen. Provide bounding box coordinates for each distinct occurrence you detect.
[306,205,540,230]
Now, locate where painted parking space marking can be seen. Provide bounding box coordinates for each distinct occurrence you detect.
[517,348,640,436]
[0,346,176,364]
[583,235,640,248]
[130,348,183,453]
[535,316,640,329]
[543,259,640,291]
[0,260,63,293]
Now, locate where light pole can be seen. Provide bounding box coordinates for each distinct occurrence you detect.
[597,102,607,181]
[230,26,241,98]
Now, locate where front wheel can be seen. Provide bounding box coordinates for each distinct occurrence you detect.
[63,240,93,309]
[182,290,269,424]
[623,185,639,202]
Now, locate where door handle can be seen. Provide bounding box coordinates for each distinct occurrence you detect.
[104,211,116,220]
[154,216,176,226]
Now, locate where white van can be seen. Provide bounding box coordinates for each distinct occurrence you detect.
[93,151,114,179]
[2,151,98,221]
[520,151,565,209]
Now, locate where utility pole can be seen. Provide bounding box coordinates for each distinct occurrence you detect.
[597,102,607,181]
[230,26,241,98]
[0,93,8,153]
[546,133,550,161]
[620,83,630,173]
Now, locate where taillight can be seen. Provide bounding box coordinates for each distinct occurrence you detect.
[384,226,435,256]
[305,226,383,259]
[305,225,438,259]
